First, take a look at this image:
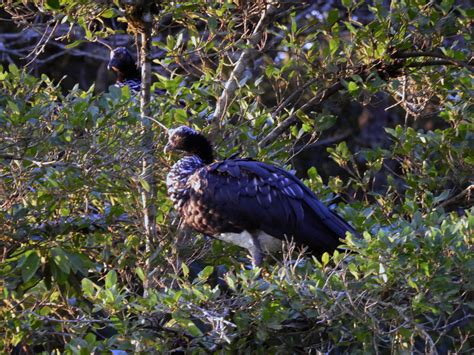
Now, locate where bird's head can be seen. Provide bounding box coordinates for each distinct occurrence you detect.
[164,126,214,164]
[107,47,138,78]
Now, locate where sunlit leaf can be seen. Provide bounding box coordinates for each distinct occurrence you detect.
[21,252,40,282]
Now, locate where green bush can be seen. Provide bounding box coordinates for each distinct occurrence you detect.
[1,0,473,352]
[0,65,472,353]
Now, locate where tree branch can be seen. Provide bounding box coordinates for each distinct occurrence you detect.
[141,8,158,297]
[259,81,343,148]
[437,185,474,210]
[406,60,465,68]
[211,3,278,124]
[392,50,474,73]
[259,53,473,148]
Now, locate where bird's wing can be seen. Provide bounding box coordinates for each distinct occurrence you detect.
[189,159,355,253]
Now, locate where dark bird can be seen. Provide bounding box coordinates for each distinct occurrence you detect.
[107,47,170,97]
[165,126,357,266]
[107,47,141,92]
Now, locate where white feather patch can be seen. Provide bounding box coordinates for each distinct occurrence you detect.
[215,230,282,253]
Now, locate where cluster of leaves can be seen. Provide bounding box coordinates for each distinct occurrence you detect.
[1,0,473,353]
[1,64,472,353]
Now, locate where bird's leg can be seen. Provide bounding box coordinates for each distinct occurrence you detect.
[248,234,264,267]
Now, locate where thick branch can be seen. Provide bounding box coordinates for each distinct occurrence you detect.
[437,185,474,210]
[392,51,474,73]
[211,4,278,124]
[137,4,157,296]
[406,60,464,68]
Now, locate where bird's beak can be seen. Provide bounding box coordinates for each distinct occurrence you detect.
[164,143,173,154]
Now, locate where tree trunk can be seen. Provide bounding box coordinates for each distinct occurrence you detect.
[139,6,157,297]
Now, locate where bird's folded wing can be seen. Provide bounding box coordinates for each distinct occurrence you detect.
[190,159,355,244]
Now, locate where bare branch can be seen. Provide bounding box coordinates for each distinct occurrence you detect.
[406,60,468,68]
[134,2,158,298]
[25,20,60,66]
[436,185,474,210]
[392,50,474,73]
[211,3,278,124]
[259,81,343,148]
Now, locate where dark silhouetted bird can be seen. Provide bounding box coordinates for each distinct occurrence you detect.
[107,47,171,97]
[165,126,357,266]
[107,47,141,92]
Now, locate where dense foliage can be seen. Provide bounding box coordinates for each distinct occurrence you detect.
[1,0,473,353]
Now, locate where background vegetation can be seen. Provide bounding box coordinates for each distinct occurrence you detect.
[1,0,473,353]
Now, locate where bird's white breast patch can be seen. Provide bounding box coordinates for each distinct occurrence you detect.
[215,230,282,253]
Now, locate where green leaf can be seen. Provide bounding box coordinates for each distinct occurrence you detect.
[174,316,204,337]
[327,9,339,26]
[66,40,86,49]
[22,252,40,282]
[315,113,337,131]
[8,64,19,76]
[51,247,71,274]
[197,266,214,281]
[85,333,96,344]
[101,9,116,18]
[208,17,217,30]
[344,21,357,35]
[175,32,183,49]
[13,207,28,220]
[105,270,117,289]
[433,190,450,205]
[440,0,454,12]
[82,278,97,297]
[341,0,351,8]
[136,267,145,282]
[321,252,330,267]
[225,274,236,291]
[46,0,60,10]
[138,177,151,192]
[407,278,418,291]
[68,253,90,275]
[39,306,52,316]
[329,38,339,56]
[465,155,474,165]
[347,81,359,93]
[181,263,189,278]
[291,13,297,34]
[7,100,20,115]
[174,108,188,121]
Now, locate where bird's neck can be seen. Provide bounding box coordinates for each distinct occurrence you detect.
[167,155,205,208]
[190,135,214,164]
[117,67,140,82]
[175,155,205,175]
[193,147,213,164]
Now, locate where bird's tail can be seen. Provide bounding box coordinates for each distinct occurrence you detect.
[298,199,357,255]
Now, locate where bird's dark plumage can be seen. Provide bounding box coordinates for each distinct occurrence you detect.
[108,47,141,92]
[108,47,169,96]
[166,126,356,266]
